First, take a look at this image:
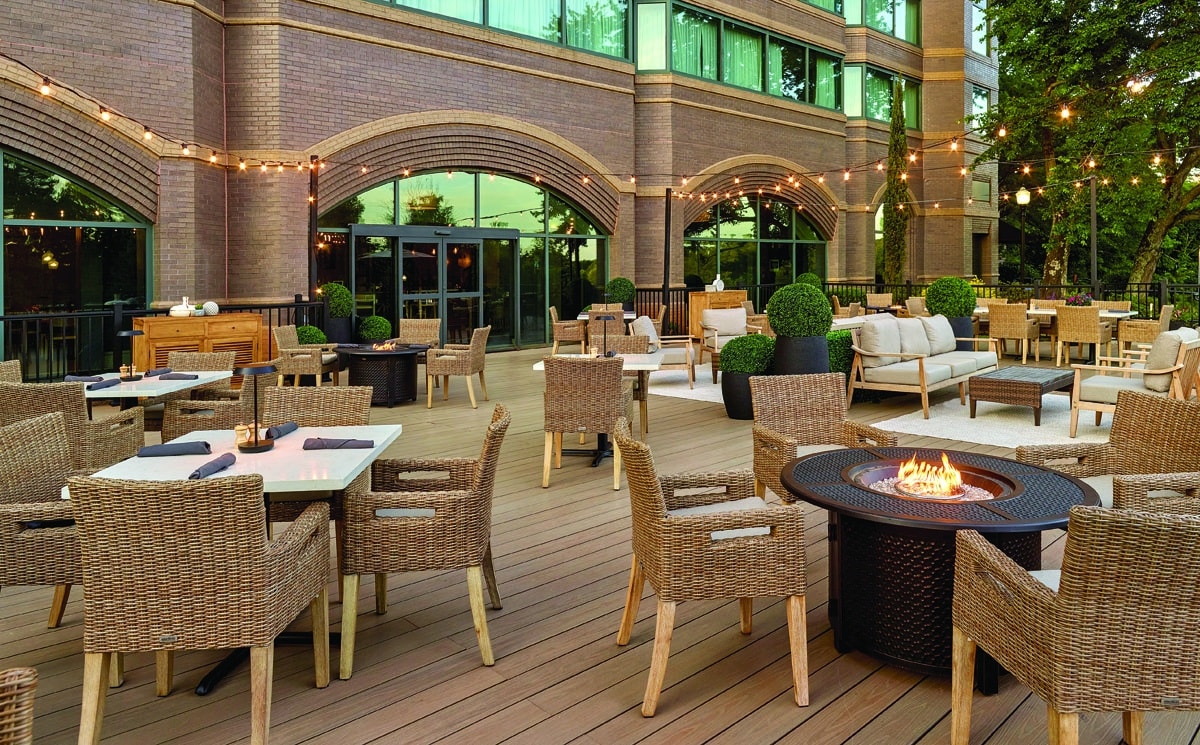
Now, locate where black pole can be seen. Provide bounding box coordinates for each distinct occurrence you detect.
[662,188,672,324]
[308,155,319,300]
[1089,175,1098,295]
[1019,206,1026,281]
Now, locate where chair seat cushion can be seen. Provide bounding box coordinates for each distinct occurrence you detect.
[1081,475,1113,508]
[668,496,771,540]
[375,507,437,518]
[1029,569,1060,592]
[659,347,690,365]
[321,352,339,365]
[861,361,953,386]
[796,443,847,458]
[929,351,998,376]
[1079,374,1164,405]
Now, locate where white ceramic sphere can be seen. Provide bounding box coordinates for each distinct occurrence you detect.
[203,301,220,316]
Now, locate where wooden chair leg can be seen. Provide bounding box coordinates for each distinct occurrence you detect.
[426,375,434,408]
[108,652,124,688]
[155,650,174,696]
[48,583,70,628]
[465,375,478,408]
[250,645,274,745]
[478,370,488,400]
[1069,405,1080,438]
[613,438,622,491]
[786,595,809,706]
[375,573,388,614]
[311,585,330,688]
[1047,706,1078,745]
[951,625,977,745]
[339,573,360,680]
[542,432,553,488]
[1123,711,1144,745]
[616,555,644,646]
[552,339,560,354]
[554,432,562,469]
[79,652,111,745]
[442,375,450,401]
[739,598,753,634]
[642,600,676,717]
[482,543,502,609]
[277,374,285,387]
[466,565,495,666]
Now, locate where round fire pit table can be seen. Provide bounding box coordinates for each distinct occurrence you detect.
[337,345,423,407]
[782,446,1097,682]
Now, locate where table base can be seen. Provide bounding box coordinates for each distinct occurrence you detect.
[560,433,613,467]
[195,631,340,695]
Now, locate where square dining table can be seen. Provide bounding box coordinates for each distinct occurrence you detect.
[82,370,233,416]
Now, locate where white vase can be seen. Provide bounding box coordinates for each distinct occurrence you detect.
[713,274,725,292]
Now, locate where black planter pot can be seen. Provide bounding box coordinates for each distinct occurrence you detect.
[947,316,975,351]
[720,372,755,419]
[621,301,635,312]
[324,316,353,344]
[772,334,831,375]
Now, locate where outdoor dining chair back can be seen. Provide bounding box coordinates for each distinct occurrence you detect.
[542,355,630,491]
[0,360,21,382]
[1055,305,1112,366]
[272,324,340,386]
[549,306,586,355]
[425,325,490,409]
[0,382,143,471]
[987,303,1041,363]
[1118,304,1173,354]
[0,667,36,745]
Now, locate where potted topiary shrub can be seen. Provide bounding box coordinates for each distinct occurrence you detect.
[924,276,978,350]
[320,282,354,343]
[766,282,834,375]
[357,315,392,342]
[605,276,636,311]
[718,333,775,419]
[795,272,822,289]
[296,325,327,345]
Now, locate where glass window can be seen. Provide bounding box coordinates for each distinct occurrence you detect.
[684,205,717,239]
[853,0,918,44]
[550,236,606,306]
[865,0,894,35]
[845,0,862,24]
[807,0,842,13]
[547,193,599,236]
[398,173,476,226]
[566,0,627,57]
[760,200,793,239]
[722,24,763,91]
[768,38,807,101]
[395,0,482,23]
[718,198,756,239]
[865,68,893,121]
[671,6,718,80]
[903,80,921,128]
[683,240,716,287]
[971,0,989,55]
[489,0,561,42]
[636,2,667,69]
[810,50,842,110]
[971,178,992,204]
[972,85,990,116]
[480,175,544,232]
[4,157,130,222]
[843,64,863,117]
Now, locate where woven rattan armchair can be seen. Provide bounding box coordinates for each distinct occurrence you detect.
[1055,305,1111,366]
[272,324,340,386]
[1118,304,1172,354]
[0,359,22,382]
[140,351,238,422]
[865,292,893,311]
[425,325,490,409]
[0,381,142,471]
[549,306,586,355]
[166,360,283,441]
[951,506,1200,745]
[392,318,441,348]
[750,373,897,501]
[1029,297,1065,347]
[0,667,36,745]
[542,355,631,491]
[612,420,809,716]
[1112,471,1200,514]
[987,303,1041,363]
[587,310,626,356]
[1017,391,1200,507]
[69,474,330,745]
[339,405,510,680]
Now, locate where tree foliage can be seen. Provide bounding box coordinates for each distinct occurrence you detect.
[881,79,910,285]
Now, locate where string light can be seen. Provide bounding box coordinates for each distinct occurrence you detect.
[181,143,190,156]
[360,165,368,174]
[876,161,884,171]
[1152,154,1162,165]
[997,126,1007,137]
[1060,104,1071,119]
[142,127,153,141]
[277,163,284,173]
[1087,158,1096,169]
[817,174,825,183]
[238,159,246,170]
[950,138,958,152]
[1022,164,1031,175]
[210,151,218,164]
[99,107,111,121]
[908,151,917,163]
[260,162,267,173]
[843,170,850,181]
[581,175,590,185]
[960,167,968,176]
[39,77,51,95]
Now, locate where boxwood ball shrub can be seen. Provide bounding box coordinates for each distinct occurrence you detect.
[924,276,977,317]
[357,315,392,342]
[795,272,822,288]
[296,325,327,345]
[605,276,636,304]
[719,333,775,374]
[766,282,834,338]
[320,282,354,319]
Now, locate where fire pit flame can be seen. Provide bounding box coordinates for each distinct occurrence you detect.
[894,453,964,498]
[372,340,397,351]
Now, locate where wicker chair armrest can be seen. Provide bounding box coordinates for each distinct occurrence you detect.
[371,457,476,491]
[659,469,757,510]
[841,421,898,447]
[444,343,471,351]
[345,489,475,520]
[1112,472,1200,513]
[294,342,338,351]
[431,347,470,358]
[80,407,144,469]
[1015,442,1114,476]
[954,530,1055,640]
[0,500,75,523]
[192,386,242,401]
[660,503,804,537]
[267,502,329,566]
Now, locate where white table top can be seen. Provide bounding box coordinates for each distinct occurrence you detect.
[973,306,1136,320]
[576,310,637,321]
[91,424,402,492]
[82,370,233,399]
[831,316,866,330]
[532,351,665,371]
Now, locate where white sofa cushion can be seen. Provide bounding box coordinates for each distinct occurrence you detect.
[862,360,954,386]
[928,351,996,376]
[1079,374,1163,405]
[796,443,847,458]
[897,317,931,356]
[630,315,660,352]
[668,495,771,540]
[701,307,748,337]
[920,315,958,355]
[858,314,901,367]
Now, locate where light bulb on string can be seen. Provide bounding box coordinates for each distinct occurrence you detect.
[277,163,284,173]
[960,167,968,176]
[39,77,51,95]
[1087,158,1096,169]
[628,175,635,184]
[143,127,153,141]
[1022,164,1031,175]
[1060,104,1070,119]
[581,175,590,185]
[843,170,850,181]
[997,126,1007,137]
[238,159,246,171]
[210,151,218,164]
[1152,154,1162,166]
[260,162,267,173]
[817,174,825,184]
[876,161,884,171]
[950,138,958,152]
[900,172,907,181]
[681,176,688,186]
[1102,177,1110,185]
[297,163,304,172]
[402,168,410,176]
[99,107,111,121]
[934,202,941,209]
[1131,177,1139,185]
[908,151,917,163]
[733,176,740,184]
[181,143,190,156]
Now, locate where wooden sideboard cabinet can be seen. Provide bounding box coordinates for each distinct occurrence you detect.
[688,290,749,339]
[132,313,262,378]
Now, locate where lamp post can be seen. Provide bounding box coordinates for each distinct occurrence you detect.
[1015,187,1030,281]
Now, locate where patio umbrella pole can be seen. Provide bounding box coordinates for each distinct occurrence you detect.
[662,187,672,322]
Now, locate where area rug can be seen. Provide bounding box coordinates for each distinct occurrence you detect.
[874,393,1111,448]
[647,364,725,404]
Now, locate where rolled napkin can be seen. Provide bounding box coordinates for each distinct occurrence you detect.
[188,452,236,480]
[159,372,199,380]
[144,367,172,377]
[265,421,298,440]
[86,378,122,391]
[303,437,374,450]
[137,441,212,457]
[65,374,104,382]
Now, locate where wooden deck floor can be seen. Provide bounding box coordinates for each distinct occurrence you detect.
[4,346,1200,744]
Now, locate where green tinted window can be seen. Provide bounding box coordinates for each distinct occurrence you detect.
[718,198,756,239]
[395,0,482,23]
[398,173,476,227]
[865,68,893,120]
[547,193,599,236]
[672,6,718,79]
[810,50,842,109]
[722,24,763,90]
[480,175,544,232]
[843,65,863,117]
[3,157,130,222]
[636,2,667,69]
[904,80,921,128]
[490,0,561,42]
[566,0,627,57]
[768,38,807,101]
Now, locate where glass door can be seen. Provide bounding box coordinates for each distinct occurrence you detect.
[442,239,481,344]
[353,234,396,325]
[483,237,517,348]
[398,240,440,322]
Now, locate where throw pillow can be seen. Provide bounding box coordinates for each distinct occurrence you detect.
[630,315,660,353]
[920,315,957,355]
[1143,330,1186,392]
[896,317,931,356]
[858,314,901,367]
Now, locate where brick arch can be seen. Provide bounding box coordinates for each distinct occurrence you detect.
[317,121,622,234]
[679,165,839,240]
[0,78,159,222]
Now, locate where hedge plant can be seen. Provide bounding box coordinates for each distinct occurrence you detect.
[924,276,977,317]
[296,325,327,345]
[766,282,834,338]
[357,315,392,341]
[795,272,822,288]
[320,282,354,319]
[826,330,854,377]
[605,276,636,304]
[719,333,775,374]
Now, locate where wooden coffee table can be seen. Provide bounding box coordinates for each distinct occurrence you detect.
[968,366,1074,426]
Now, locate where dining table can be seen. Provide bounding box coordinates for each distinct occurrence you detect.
[82,370,233,416]
[972,306,1136,320]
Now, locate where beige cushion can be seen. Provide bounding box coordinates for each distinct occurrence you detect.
[321,352,339,365]
[929,351,998,376]
[921,315,958,355]
[896,317,931,356]
[1143,331,1185,391]
[858,314,901,367]
[375,508,437,518]
[1079,374,1161,405]
[659,346,690,365]
[862,360,953,386]
[630,315,660,352]
[702,308,748,337]
[1029,569,1061,592]
[1081,475,1113,508]
[668,496,771,540]
[796,443,846,458]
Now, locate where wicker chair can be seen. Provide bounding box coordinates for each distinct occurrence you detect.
[587,310,626,356]
[974,296,1009,335]
[1029,297,1066,348]
[987,303,1041,363]
[649,304,666,336]
[425,325,490,409]
[69,474,330,745]
[1118,304,1173,354]
[904,296,929,317]
[542,356,631,491]
[1017,391,1200,507]
[1092,299,1132,312]
[549,306,586,355]
[865,292,893,311]
[699,307,758,383]
[951,505,1200,745]
[741,300,773,337]
[165,360,283,442]
[0,360,22,382]
[1055,305,1112,366]
[612,420,809,716]
[392,318,441,348]
[0,382,142,471]
[339,405,511,680]
[272,324,340,386]
[750,373,897,501]
[140,351,239,423]
[0,667,36,745]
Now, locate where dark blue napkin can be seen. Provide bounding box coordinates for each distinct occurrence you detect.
[188,452,236,479]
[302,437,374,450]
[144,367,172,377]
[159,372,199,380]
[86,378,122,391]
[265,421,298,439]
[138,441,212,457]
[65,374,104,382]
